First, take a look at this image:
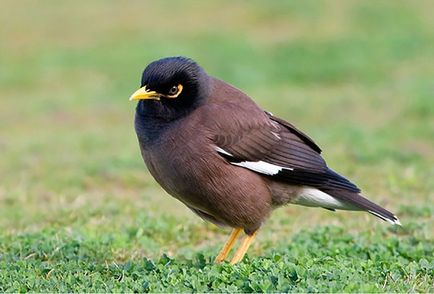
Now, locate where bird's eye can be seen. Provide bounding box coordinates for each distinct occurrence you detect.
[168,85,178,95]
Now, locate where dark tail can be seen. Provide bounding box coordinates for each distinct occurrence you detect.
[324,188,401,225]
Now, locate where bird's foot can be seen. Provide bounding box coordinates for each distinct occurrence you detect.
[230,230,257,265]
[215,228,242,263]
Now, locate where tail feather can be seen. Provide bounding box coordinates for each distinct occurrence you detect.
[324,188,401,225]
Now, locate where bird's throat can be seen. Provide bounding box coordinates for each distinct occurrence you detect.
[134,100,193,145]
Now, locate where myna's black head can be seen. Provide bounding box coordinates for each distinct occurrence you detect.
[130,57,209,121]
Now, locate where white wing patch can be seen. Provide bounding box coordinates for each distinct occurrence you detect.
[232,161,287,175]
[215,146,292,176]
[293,187,356,210]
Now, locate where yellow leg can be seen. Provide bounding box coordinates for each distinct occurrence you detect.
[230,231,258,265]
[215,228,242,263]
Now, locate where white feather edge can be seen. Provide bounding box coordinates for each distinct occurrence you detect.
[215,147,232,157]
[368,210,402,226]
[215,146,292,175]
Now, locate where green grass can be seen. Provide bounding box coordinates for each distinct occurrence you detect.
[1,226,432,292]
[0,0,433,292]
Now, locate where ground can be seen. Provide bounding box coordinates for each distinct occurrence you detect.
[0,0,433,292]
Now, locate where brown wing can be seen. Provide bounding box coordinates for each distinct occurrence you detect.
[211,106,327,170]
[211,110,359,193]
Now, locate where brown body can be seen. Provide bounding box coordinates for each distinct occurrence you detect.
[139,78,275,234]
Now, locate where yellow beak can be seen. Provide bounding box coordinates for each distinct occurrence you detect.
[129,86,161,101]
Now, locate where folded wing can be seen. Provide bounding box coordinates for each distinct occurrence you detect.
[212,111,399,225]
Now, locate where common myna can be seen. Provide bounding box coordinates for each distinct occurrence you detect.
[130,57,400,264]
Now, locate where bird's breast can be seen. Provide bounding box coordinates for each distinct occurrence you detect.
[135,110,273,231]
[138,120,209,203]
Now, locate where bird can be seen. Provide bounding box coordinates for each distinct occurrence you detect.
[129,56,400,264]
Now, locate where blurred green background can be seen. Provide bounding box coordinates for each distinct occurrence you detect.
[0,0,433,291]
